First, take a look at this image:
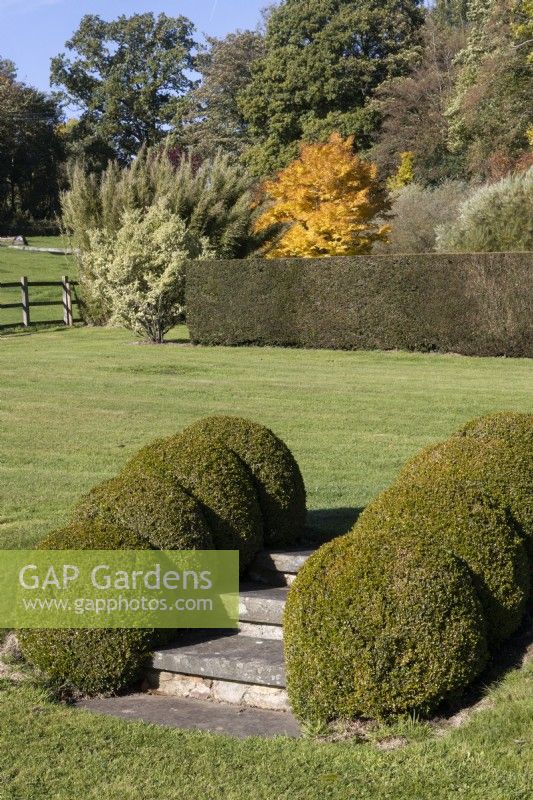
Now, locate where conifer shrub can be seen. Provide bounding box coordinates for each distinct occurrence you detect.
[18,521,154,695]
[284,529,488,722]
[74,472,214,551]
[122,432,263,571]
[181,416,306,546]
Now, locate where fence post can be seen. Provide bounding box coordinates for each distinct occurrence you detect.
[62,275,73,326]
[20,276,30,327]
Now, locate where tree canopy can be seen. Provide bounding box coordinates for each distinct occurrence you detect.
[371,16,467,184]
[0,64,63,228]
[445,0,533,179]
[179,30,264,159]
[51,12,197,163]
[255,133,390,257]
[434,0,472,27]
[239,0,425,176]
[3,3,531,238]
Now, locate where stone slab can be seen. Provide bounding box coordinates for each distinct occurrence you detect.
[79,694,301,738]
[238,621,283,640]
[248,567,296,587]
[239,584,287,625]
[251,549,315,575]
[152,631,286,687]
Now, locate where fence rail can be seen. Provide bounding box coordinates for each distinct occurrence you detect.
[0,275,79,329]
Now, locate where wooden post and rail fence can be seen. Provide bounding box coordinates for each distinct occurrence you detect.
[0,276,79,330]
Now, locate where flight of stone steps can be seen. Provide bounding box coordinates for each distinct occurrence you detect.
[145,548,315,712]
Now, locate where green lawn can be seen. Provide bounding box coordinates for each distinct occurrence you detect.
[26,235,70,249]
[1,326,532,549]
[1,326,532,798]
[1,656,532,799]
[0,247,76,327]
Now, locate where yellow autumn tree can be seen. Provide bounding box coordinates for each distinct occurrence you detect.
[254,133,390,258]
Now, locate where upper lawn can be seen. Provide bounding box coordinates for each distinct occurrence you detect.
[0,247,76,328]
[0,326,531,549]
[26,235,70,249]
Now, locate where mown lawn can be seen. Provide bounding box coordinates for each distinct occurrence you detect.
[1,326,532,799]
[0,661,532,799]
[26,235,69,249]
[1,326,532,549]
[0,247,75,328]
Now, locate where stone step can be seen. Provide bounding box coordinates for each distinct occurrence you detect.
[147,551,318,713]
[149,632,288,711]
[147,670,290,711]
[239,583,287,626]
[152,631,286,688]
[238,621,283,640]
[249,548,314,586]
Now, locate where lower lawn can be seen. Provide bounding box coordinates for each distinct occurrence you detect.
[1,663,531,800]
[0,326,532,799]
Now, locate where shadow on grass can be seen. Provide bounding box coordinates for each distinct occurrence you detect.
[437,615,533,723]
[0,322,84,337]
[304,507,364,544]
[164,331,192,345]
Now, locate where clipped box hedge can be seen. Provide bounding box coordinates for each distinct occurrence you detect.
[453,412,533,566]
[186,253,533,357]
[74,472,214,551]
[360,464,530,647]
[181,416,307,546]
[122,431,264,572]
[284,528,488,721]
[19,521,155,695]
[284,411,533,723]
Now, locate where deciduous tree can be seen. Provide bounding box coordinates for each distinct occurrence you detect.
[254,133,390,257]
[0,63,63,227]
[445,0,533,179]
[434,0,472,27]
[51,13,198,163]
[178,30,264,158]
[387,151,415,191]
[371,16,467,185]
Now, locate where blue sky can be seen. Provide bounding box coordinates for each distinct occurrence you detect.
[0,1,268,92]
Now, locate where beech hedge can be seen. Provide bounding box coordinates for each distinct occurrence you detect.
[186,253,533,357]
